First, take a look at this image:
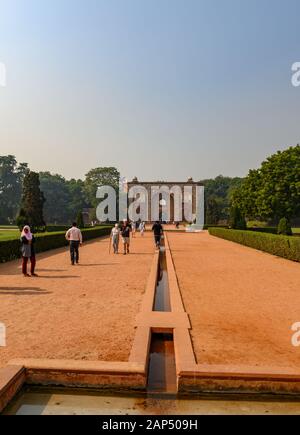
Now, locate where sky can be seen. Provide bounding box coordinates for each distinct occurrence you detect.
[0,0,300,181]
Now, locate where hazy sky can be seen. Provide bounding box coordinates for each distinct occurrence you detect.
[0,0,300,181]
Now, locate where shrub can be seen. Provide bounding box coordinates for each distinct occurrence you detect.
[277,217,293,236]
[0,226,112,263]
[208,228,300,263]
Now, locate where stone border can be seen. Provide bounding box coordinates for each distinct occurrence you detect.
[0,365,26,413]
[3,231,300,413]
[0,248,160,412]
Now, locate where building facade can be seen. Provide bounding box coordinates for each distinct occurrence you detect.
[127,178,203,223]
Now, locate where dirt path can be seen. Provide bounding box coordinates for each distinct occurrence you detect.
[0,233,154,367]
[168,232,300,370]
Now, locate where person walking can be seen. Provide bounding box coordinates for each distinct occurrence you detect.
[139,221,145,237]
[131,221,136,238]
[111,223,120,254]
[65,222,83,265]
[152,221,163,249]
[121,221,131,255]
[20,225,38,277]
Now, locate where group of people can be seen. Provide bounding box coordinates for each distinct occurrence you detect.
[110,220,152,255]
[20,220,164,276]
[110,220,164,255]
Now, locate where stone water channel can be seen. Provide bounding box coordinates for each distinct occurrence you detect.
[3,240,300,415]
[147,242,177,394]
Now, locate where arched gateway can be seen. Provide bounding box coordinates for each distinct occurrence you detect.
[127,177,203,223]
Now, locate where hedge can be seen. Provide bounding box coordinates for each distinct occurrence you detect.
[203,224,229,230]
[208,228,300,263]
[45,225,69,232]
[0,226,112,263]
[247,227,277,234]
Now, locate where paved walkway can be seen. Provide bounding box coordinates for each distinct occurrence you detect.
[168,231,300,370]
[0,233,154,367]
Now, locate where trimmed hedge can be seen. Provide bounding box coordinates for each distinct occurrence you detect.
[208,227,300,263]
[0,226,112,263]
[247,227,277,234]
[45,225,69,232]
[203,225,229,230]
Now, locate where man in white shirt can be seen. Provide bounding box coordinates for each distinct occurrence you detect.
[65,222,83,265]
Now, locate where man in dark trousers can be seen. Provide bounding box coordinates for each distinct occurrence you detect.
[152,221,163,249]
[121,221,131,255]
[65,222,83,265]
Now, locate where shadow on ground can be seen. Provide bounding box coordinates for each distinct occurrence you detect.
[0,287,51,296]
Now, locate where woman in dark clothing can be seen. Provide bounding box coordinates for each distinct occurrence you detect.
[20,225,37,277]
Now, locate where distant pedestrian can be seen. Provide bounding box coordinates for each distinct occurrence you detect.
[21,225,37,277]
[152,221,163,249]
[121,221,131,255]
[131,221,136,238]
[139,221,145,236]
[65,222,83,265]
[111,223,120,254]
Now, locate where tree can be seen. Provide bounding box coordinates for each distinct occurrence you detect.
[233,146,300,222]
[66,179,88,222]
[229,206,247,230]
[39,172,70,224]
[39,173,88,224]
[18,171,45,231]
[16,208,28,229]
[0,155,28,223]
[84,167,120,209]
[77,210,84,229]
[205,196,222,225]
[200,175,244,224]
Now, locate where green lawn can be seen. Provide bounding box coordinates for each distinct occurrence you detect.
[293,228,300,234]
[0,230,21,241]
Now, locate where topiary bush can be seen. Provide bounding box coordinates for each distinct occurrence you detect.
[208,227,300,262]
[277,217,293,236]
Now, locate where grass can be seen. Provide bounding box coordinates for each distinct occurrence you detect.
[0,230,20,241]
[0,230,57,241]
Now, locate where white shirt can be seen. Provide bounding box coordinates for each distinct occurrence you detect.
[66,227,83,243]
[111,228,120,237]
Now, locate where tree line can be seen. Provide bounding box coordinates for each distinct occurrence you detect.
[0,145,299,229]
[0,155,120,227]
[231,145,300,229]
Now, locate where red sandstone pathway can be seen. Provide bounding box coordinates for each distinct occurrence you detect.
[168,232,300,370]
[0,233,154,368]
